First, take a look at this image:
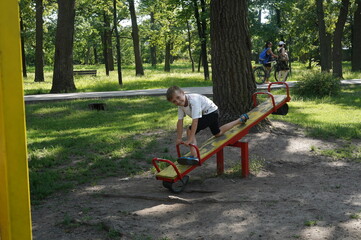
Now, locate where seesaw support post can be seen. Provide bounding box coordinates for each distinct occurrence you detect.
[217,141,249,178]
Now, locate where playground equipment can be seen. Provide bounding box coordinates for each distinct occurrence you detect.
[152,82,291,193]
[0,2,33,240]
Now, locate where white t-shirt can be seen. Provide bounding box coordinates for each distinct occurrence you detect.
[178,94,218,120]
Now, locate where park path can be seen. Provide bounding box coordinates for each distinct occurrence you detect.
[24,79,361,103]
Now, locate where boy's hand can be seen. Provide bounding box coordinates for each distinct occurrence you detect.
[176,138,183,145]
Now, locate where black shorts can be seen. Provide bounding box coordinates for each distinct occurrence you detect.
[189,110,220,135]
[263,63,271,68]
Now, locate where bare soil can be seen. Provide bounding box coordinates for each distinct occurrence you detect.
[32,121,361,240]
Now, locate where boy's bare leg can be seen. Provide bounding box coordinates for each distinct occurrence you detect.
[186,128,198,157]
[215,119,241,137]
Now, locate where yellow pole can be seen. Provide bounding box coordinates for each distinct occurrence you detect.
[0,0,32,239]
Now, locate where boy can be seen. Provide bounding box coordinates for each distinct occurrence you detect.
[166,86,249,165]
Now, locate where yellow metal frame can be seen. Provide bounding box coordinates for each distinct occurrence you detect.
[0,0,33,239]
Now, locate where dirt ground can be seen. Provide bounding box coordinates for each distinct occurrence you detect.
[32,121,361,240]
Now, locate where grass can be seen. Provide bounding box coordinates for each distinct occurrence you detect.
[24,61,211,95]
[23,61,361,95]
[269,86,361,139]
[26,96,182,203]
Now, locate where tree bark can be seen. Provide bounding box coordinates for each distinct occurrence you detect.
[20,13,27,78]
[93,46,98,64]
[352,0,361,71]
[164,40,171,72]
[210,0,256,124]
[51,0,76,93]
[316,0,332,72]
[102,12,110,76]
[128,0,144,76]
[150,11,157,68]
[332,0,350,78]
[34,0,44,82]
[103,13,114,71]
[187,21,195,72]
[193,0,209,80]
[113,0,123,85]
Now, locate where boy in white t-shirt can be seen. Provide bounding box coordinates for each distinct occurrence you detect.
[166,86,249,165]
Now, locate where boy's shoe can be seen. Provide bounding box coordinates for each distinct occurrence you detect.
[240,113,249,123]
[178,156,199,165]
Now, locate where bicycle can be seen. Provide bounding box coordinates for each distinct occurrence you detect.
[253,60,289,84]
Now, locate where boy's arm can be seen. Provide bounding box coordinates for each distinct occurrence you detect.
[185,118,198,145]
[176,119,184,144]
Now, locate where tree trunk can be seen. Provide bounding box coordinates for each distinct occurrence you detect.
[113,0,123,85]
[193,0,209,80]
[352,0,361,71]
[210,0,256,124]
[316,0,332,72]
[93,46,98,64]
[51,0,76,93]
[150,11,157,68]
[20,13,27,78]
[34,0,44,82]
[187,21,195,72]
[164,40,171,72]
[200,0,210,80]
[258,9,262,23]
[103,13,114,71]
[128,0,144,76]
[102,13,110,76]
[332,0,350,78]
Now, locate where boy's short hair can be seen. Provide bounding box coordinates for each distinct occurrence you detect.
[166,86,184,101]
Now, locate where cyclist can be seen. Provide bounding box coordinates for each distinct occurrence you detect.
[259,41,278,84]
[277,41,289,82]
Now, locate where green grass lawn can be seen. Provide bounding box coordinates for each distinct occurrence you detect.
[26,86,361,203]
[23,61,361,95]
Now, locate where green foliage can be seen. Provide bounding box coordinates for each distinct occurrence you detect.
[294,72,341,97]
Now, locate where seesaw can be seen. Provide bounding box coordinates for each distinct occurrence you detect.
[152,82,291,193]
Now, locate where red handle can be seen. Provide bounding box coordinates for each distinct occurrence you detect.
[268,82,291,101]
[176,142,201,161]
[152,158,183,179]
[252,92,276,112]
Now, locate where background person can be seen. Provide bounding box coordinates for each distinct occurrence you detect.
[277,41,290,82]
[259,41,278,84]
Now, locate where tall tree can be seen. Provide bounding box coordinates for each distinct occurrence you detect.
[51,0,76,93]
[193,0,209,80]
[19,11,27,78]
[113,0,123,85]
[186,21,195,72]
[164,39,171,72]
[352,0,361,71]
[316,0,332,72]
[128,0,144,76]
[210,0,256,124]
[150,11,157,67]
[332,0,350,78]
[34,0,44,82]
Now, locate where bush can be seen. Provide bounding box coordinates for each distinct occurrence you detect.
[294,72,341,97]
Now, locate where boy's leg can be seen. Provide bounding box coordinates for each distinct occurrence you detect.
[215,114,248,137]
[186,127,198,157]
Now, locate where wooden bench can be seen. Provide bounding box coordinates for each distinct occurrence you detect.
[152,82,291,193]
[73,70,97,76]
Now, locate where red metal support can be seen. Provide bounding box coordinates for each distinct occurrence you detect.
[216,149,224,175]
[240,142,249,178]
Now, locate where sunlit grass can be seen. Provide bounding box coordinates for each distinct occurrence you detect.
[24,61,211,95]
[23,61,361,95]
[270,86,361,139]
